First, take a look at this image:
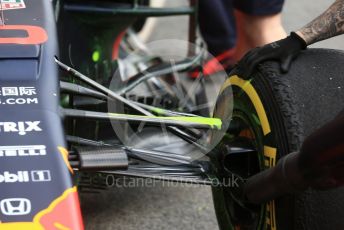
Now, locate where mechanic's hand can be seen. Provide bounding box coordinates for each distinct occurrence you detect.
[239,32,307,77]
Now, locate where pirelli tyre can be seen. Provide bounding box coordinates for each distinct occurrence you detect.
[211,48,344,230]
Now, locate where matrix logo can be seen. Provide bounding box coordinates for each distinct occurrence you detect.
[0,170,51,183]
[0,121,42,135]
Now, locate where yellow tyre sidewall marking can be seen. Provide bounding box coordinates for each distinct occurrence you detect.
[226,75,277,230]
[222,75,271,135]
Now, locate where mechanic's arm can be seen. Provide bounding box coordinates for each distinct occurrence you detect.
[297,0,344,45]
[244,110,344,204]
[241,0,344,75]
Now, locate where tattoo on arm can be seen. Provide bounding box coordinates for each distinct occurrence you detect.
[297,0,344,45]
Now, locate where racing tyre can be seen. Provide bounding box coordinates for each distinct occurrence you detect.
[211,48,344,230]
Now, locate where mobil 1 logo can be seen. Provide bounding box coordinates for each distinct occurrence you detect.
[0,86,38,106]
[0,170,51,183]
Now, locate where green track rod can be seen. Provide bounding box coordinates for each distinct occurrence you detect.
[63,109,222,130]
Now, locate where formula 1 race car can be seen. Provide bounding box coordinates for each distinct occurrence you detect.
[0,1,343,230]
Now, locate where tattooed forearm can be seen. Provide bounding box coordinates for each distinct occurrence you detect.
[296,0,344,45]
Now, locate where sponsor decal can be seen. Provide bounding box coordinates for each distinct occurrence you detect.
[0,170,51,183]
[0,87,38,106]
[0,145,46,157]
[0,188,84,229]
[31,170,51,182]
[0,198,31,216]
[0,171,29,183]
[0,121,42,135]
[0,0,26,11]
[0,97,38,105]
[36,187,84,230]
[1,87,36,96]
[0,25,48,45]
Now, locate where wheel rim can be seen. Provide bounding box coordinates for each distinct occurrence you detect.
[211,75,278,230]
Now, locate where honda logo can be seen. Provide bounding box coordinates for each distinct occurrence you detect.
[0,198,31,216]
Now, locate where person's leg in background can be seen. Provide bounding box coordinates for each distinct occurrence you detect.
[197,0,286,77]
[196,0,237,77]
[233,0,287,60]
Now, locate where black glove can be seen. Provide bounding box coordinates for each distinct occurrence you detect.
[239,32,307,77]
